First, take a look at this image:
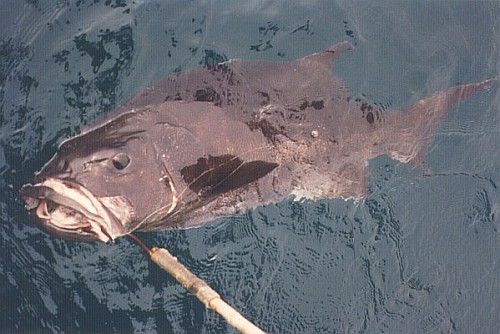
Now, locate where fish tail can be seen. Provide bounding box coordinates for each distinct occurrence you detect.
[391,78,498,166]
[404,78,498,121]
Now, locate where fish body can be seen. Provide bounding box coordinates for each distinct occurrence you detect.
[20,42,497,242]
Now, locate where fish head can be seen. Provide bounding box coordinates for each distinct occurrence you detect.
[20,110,176,243]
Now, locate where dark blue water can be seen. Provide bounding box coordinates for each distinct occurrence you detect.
[1,1,499,333]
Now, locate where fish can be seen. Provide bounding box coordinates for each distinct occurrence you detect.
[20,41,497,242]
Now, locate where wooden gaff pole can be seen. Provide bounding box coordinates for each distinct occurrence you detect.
[128,234,266,334]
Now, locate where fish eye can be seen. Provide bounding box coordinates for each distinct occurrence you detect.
[111,153,130,170]
[57,159,70,172]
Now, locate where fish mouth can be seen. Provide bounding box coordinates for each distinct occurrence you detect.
[20,178,131,243]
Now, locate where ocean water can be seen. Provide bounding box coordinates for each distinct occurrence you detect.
[1,1,499,333]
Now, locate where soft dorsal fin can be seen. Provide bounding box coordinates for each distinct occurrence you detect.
[300,41,353,66]
[180,155,278,197]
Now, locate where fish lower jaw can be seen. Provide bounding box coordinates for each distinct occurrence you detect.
[35,198,114,243]
[21,178,129,243]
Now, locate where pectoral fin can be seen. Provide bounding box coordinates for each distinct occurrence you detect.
[180,155,278,197]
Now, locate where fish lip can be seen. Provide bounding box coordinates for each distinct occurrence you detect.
[20,178,130,243]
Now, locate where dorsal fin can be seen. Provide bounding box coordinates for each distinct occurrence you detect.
[301,41,353,66]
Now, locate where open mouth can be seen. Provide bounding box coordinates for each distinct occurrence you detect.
[20,178,131,243]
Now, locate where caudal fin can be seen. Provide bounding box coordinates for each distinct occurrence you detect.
[403,77,498,123]
[387,77,498,166]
